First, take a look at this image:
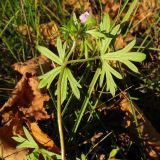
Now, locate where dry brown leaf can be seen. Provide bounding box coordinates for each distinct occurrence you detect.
[0,76,50,123]
[115,35,126,50]
[17,22,60,45]
[0,56,52,123]
[62,0,91,13]
[26,122,60,154]
[12,55,51,76]
[104,1,120,19]
[0,116,28,160]
[119,92,160,160]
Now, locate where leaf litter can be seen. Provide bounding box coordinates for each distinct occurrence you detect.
[0,55,60,159]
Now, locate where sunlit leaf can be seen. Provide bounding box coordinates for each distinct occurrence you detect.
[119,59,139,73]
[36,45,62,65]
[100,24,120,55]
[99,64,105,87]
[66,68,81,99]
[100,13,110,32]
[108,147,119,159]
[103,51,146,62]
[40,148,61,159]
[12,135,26,143]
[38,67,61,88]
[105,69,117,96]
[84,39,88,59]
[23,126,38,148]
[81,153,87,160]
[105,63,122,79]
[56,37,66,60]
[86,29,105,38]
[61,68,68,103]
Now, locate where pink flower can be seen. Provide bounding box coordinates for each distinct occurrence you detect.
[79,11,90,24]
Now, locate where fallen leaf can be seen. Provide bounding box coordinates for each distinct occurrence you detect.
[0,116,28,160]
[115,35,126,50]
[119,92,160,160]
[0,76,50,123]
[104,1,120,19]
[12,55,52,77]
[26,122,61,154]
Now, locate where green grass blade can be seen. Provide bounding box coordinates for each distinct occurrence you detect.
[121,0,138,24]
[72,68,101,133]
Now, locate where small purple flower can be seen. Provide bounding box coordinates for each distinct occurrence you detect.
[79,11,90,24]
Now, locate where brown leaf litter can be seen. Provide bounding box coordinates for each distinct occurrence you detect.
[119,92,160,160]
[0,55,60,159]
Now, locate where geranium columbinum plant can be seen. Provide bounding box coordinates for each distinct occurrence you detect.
[36,12,146,160]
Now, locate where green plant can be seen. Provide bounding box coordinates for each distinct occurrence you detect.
[12,126,61,160]
[36,11,146,160]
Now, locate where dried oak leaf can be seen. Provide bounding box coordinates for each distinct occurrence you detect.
[0,76,50,123]
[0,116,28,160]
[26,122,60,154]
[115,35,126,50]
[0,56,51,123]
[12,55,52,76]
[119,92,160,160]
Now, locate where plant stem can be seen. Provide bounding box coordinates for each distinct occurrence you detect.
[57,65,66,160]
[66,55,100,65]
[57,41,76,160]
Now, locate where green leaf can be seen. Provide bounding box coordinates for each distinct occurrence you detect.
[85,14,97,28]
[38,66,61,89]
[99,64,105,87]
[17,141,36,149]
[72,12,78,25]
[105,63,122,79]
[100,13,110,32]
[86,29,105,38]
[124,52,146,62]
[102,39,146,62]
[25,149,39,160]
[23,126,38,148]
[121,0,138,24]
[40,149,61,159]
[72,68,101,133]
[108,148,119,159]
[12,135,26,143]
[66,68,81,99]
[81,153,87,160]
[105,68,117,96]
[61,68,68,103]
[119,59,139,73]
[105,39,136,56]
[56,37,65,60]
[36,45,62,65]
[103,51,146,62]
[100,24,120,55]
[88,68,101,95]
[84,39,88,59]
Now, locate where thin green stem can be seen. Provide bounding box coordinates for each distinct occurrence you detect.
[57,41,76,160]
[66,55,100,65]
[57,65,66,160]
